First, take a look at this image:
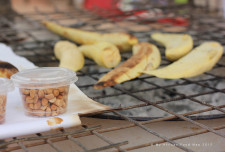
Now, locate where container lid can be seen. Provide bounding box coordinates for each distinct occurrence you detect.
[11,67,78,89]
[0,77,14,94]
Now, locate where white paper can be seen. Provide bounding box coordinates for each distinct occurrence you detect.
[0,43,109,139]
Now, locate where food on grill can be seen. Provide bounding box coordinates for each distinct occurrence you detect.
[94,42,161,89]
[43,21,138,52]
[19,86,69,117]
[54,41,85,71]
[0,95,7,123]
[0,61,18,78]
[78,42,121,68]
[151,33,193,61]
[143,42,223,79]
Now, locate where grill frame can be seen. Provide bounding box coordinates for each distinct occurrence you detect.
[0,1,225,152]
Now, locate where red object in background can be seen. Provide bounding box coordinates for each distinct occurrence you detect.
[84,0,189,26]
[84,0,122,15]
[157,17,189,26]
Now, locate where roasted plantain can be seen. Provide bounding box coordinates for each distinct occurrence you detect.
[43,21,138,52]
[94,42,161,89]
[143,42,223,79]
[54,41,85,71]
[78,42,121,68]
[151,33,193,61]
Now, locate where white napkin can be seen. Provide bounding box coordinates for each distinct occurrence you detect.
[0,43,109,139]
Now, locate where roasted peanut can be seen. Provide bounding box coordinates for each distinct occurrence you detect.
[28,103,34,109]
[45,94,55,100]
[34,102,41,110]
[26,96,34,103]
[33,95,39,103]
[49,97,56,103]
[58,87,65,93]
[53,89,59,97]
[20,85,69,117]
[51,111,58,116]
[45,89,53,94]
[57,95,63,99]
[40,105,47,111]
[55,99,63,107]
[29,89,36,98]
[41,98,48,106]
[46,107,51,117]
[0,95,7,123]
[38,90,45,98]
[22,89,30,95]
[51,104,57,111]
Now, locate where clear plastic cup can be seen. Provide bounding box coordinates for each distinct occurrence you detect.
[11,67,78,117]
[0,77,14,124]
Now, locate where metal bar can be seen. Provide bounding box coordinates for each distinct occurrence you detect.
[91,130,128,152]
[97,105,225,134]
[47,139,64,152]
[18,142,30,152]
[0,125,100,148]
[113,111,194,152]
[67,135,89,152]
[87,141,128,152]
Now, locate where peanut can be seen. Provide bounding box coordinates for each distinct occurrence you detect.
[51,104,57,111]
[0,95,7,123]
[40,105,47,111]
[34,102,41,110]
[51,111,58,116]
[45,94,55,100]
[55,99,63,107]
[58,87,65,93]
[46,107,51,117]
[22,89,30,95]
[53,89,59,97]
[49,97,56,103]
[19,85,69,117]
[38,90,45,98]
[41,98,48,106]
[30,89,36,98]
[26,96,34,103]
[45,89,53,94]
[28,103,34,109]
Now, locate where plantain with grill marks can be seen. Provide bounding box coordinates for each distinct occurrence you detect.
[94,42,161,89]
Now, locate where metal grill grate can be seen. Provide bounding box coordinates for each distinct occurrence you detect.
[0,1,225,152]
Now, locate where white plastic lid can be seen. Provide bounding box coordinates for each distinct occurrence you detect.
[0,77,14,94]
[11,67,78,89]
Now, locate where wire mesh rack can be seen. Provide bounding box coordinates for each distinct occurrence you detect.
[0,1,225,151]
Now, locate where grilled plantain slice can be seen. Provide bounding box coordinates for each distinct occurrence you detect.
[94,42,161,89]
[78,42,121,68]
[151,33,193,61]
[143,42,223,79]
[54,41,85,71]
[43,21,138,52]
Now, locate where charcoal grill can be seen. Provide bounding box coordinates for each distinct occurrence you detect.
[0,0,225,151]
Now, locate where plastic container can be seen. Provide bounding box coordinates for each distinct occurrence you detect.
[0,77,14,124]
[11,67,78,117]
